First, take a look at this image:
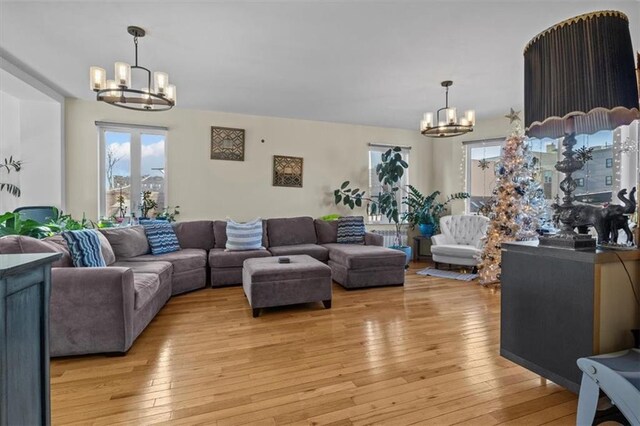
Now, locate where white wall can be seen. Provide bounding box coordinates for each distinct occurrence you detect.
[65,99,433,221]
[0,92,62,212]
[19,100,62,208]
[0,91,21,212]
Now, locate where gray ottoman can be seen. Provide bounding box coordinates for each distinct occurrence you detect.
[243,255,332,317]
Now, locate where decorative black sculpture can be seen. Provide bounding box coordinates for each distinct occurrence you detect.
[608,187,636,244]
[552,187,637,245]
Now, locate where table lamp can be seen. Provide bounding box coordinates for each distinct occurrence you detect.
[524,10,640,248]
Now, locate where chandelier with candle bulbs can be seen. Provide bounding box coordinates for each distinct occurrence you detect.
[420,81,474,137]
[90,26,175,111]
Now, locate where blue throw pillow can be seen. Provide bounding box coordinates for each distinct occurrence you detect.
[62,229,107,267]
[141,221,181,255]
[226,218,263,251]
[337,216,365,244]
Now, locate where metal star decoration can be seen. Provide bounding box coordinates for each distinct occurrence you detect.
[478,158,490,170]
[505,108,521,123]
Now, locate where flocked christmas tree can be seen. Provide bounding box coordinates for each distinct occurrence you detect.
[476,109,546,285]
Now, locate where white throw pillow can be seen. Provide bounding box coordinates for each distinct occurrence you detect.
[225,218,263,251]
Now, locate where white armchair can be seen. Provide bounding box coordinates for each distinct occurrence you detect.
[431,215,489,269]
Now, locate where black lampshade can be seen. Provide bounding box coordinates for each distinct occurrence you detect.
[524,10,640,139]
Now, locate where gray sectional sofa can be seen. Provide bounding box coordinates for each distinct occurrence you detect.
[0,216,405,357]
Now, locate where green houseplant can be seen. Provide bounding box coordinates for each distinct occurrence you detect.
[156,205,180,222]
[140,191,158,219]
[403,185,470,237]
[333,147,412,263]
[0,212,57,239]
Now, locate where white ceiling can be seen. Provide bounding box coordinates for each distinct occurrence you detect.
[0,67,57,102]
[1,0,638,129]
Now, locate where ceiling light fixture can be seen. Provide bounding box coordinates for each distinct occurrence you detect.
[89,26,175,111]
[420,81,475,138]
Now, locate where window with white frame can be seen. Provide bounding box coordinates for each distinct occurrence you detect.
[465,139,503,213]
[530,130,615,205]
[97,123,167,219]
[465,128,631,214]
[367,145,409,223]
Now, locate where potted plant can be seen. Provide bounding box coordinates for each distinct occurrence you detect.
[156,205,181,222]
[140,191,158,219]
[403,185,470,237]
[333,147,412,264]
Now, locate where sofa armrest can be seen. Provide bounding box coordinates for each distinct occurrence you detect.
[364,232,384,246]
[431,233,450,246]
[50,267,135,356]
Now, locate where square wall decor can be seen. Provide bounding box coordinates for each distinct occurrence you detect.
[211,126,245,161]
[273,155,303,188]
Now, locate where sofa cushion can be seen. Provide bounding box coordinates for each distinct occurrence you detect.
[133,273,160,310]
[208,248,271,268]
[96,233,116,265]
[430,244,481,258]
[226,218,263,251]
[99,226,150,259]
[172,221,214,250]
[0,235,73,267]
[267,216,316,247]
[62,230,107,267]
[214,220,268,249]
[142,221,181,255]
[336,216,365,244]
[112,260,173,277]
[124,248,206,273]
[268,244,329,262]
[322,243,406,270]
[315,219,338,244]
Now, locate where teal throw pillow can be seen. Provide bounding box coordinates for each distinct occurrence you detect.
[141,221,181,255]
[62,229,107,267]
[336,216,365,244]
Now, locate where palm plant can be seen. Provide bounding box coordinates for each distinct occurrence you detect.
[0,157,22,197]
[403,185,470,234]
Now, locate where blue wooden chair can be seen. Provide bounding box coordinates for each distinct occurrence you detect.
[576,348,640,426]
[13,206,59,223]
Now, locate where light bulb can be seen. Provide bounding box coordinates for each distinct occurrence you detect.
[154,72,169,95]
[166,84,176,104]
[424,112,434,128]
[115,62,131,88]
[466,110,476,126]
[89,66,106,91]
[106,80,118,97]
[446,108,457,124]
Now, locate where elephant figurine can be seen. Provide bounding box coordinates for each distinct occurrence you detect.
[551,188,636,244]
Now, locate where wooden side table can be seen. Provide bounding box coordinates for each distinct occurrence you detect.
[413,236,432,261]
[1,253,61,426]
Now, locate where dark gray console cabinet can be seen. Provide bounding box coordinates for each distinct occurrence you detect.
[0,253,61,426]
[500,242,640,393]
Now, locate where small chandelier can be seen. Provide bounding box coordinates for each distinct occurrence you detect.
[420,80,475,137]
[89,26,175,111]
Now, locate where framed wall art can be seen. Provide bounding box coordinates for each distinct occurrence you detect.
[273,155,303,188]
[211,126,245,161]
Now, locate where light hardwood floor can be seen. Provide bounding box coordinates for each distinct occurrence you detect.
[50,262,578,425]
